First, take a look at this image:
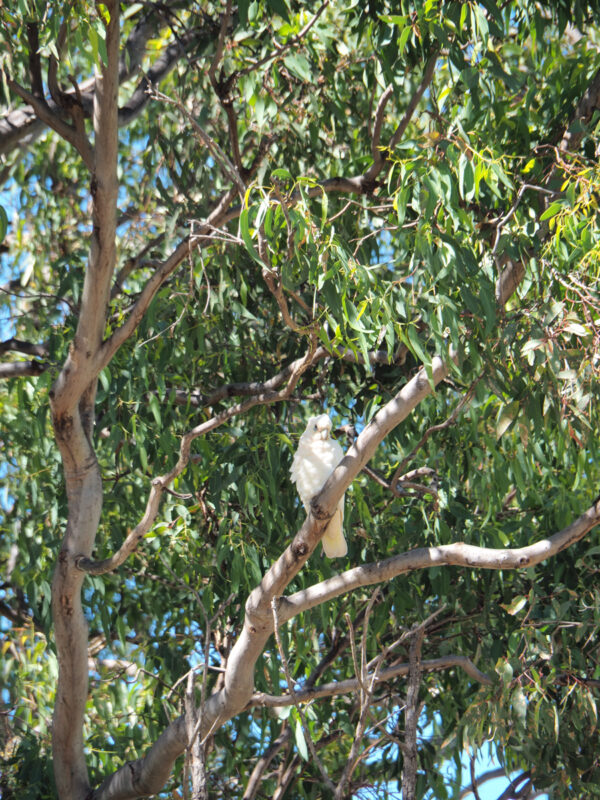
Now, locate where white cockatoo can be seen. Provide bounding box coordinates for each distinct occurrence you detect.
[290,414,347,558]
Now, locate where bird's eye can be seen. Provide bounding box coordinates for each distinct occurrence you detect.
[313,424,318,430]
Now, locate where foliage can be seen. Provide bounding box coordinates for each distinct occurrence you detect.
[1,1,600,798]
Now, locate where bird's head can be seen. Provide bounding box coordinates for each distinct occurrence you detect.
[303,414,333,442]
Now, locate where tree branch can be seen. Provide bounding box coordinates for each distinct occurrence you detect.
[391,378,479,490]
[364,52,438,182]
[495,66,600,305]
[401,625,425,800]
[271,597,336,793]
[248,655,492,709]
[0,360,46,378]
[0,10,220,159]
[280,494,600,623]
[242,728,291,800]
[3,76,94,170]
[151,86,245,195]
[49,5,121,798]
[0,338,48,357]
[76,341,320,575]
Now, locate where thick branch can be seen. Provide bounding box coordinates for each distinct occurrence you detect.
[401,627,424,800]
[559,67,600,153]
[281,495,600,622]
[171,345,404,408]
[50,6,121,799]
[495,67,600,304]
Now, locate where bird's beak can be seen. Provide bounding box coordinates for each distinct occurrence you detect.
[317,426,330,441]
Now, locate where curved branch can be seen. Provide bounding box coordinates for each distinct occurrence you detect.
[495,66,600,305]
[4,76,94,169]
[281,495,600,623]
[458,769,507,800]
[242,728,291,800]
[370,85,394,164]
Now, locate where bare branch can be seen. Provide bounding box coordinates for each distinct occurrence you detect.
[242,728,291,800]
[258,217,316,335]
[26,22,45,100]
[364,52,438,182]
[184,672,208,800]
[280,494,600,623]
[110,232,166,300]
[248,655,492,709]
[151,86,245,195]
[469,754,484,800]
[170,343,406,409]
[559,67,600,153]
[236,1,330,80]
[459,768,507,800]
[334,589,381,799]
[207,0,232,87]
[0,337,47,358]
[97,186,242,372]
[495,66,600,305]
[0,14,221,158]
[50,6,121,797]
[370,86,394,166]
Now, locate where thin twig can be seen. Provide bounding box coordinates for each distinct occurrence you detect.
[469,753,484,800]
[391,377,480,490]
[371,85,394,164]
[207,0,232,87]
[236,1,330,80]
[150,86,245,195]
[491,183,557,257]
[335,589,381,798]
[271,597,336,793]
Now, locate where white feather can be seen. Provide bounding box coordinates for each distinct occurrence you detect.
[290,414,347,558]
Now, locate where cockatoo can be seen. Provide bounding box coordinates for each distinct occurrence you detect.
[290,414,347,558]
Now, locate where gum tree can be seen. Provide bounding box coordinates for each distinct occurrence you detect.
[1,2,600,798]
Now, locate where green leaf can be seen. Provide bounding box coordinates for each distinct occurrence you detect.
[540,201,562,221]
[0,204,7,243]
[266,0,290,21]
[149,394,161,426]
[284,54,311,82]
[496,401,518,438]
[238,0,250,25]
[239,206,262,264]
[407,325,428,365]
[294,718,309,760]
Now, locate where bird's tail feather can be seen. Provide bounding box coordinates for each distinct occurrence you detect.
[322,507,347,558]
